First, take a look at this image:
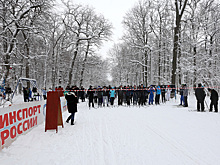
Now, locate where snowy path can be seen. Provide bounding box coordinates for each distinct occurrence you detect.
[1,96,220,165]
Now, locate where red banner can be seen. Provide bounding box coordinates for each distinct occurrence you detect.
[45,91,63,133]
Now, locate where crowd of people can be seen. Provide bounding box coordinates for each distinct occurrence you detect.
[23,87,50,102]
[65,84,177,108]
[21,83,219,126]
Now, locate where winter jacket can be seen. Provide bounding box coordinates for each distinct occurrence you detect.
[148,87,155,95]
[195,88,206,101]
[103,89,109,96]
[65,92,78,113]
[210,89,219,101]
[109,89,116,98]
[97,91,103,98]
[179,88,184,95]
[118,88,124,97]
[183,87,188,96]
[156,86,161,95]
[87,88,95,100]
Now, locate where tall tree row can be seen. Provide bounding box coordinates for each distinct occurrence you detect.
[0,0,112,91]
[110,0,220,89]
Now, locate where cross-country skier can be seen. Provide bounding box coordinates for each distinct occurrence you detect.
[125,86,131,106]
[133,85,138,105]
[155,86,161,105]
[103,86,109,107]
[166,85,171,101]
[148,86,155,105]
[109,87,116,106]
[118,85,124,106]
[138,84,145,106]
[161,85,166,103]
[97,86,103,107]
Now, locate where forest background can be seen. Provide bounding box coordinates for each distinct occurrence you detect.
[0,0,219,91]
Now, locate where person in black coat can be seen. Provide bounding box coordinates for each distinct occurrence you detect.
[195,83,206,112]
[23,87,29,102]
[138,84,145,106]
[65,91,78,125]
[161,85,166,103]
[118,85,124,106]
[87,85,95,108]
[208,88,219,112]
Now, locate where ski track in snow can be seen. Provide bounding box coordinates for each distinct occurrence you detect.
[1,95,220,165]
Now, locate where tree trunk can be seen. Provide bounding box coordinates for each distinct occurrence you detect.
[171,0,188,85]
[22,31,30,88]
[144,50,148,87]
[79,40,90,87]
[68,40,80,86]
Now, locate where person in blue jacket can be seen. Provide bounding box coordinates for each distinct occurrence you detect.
[155,86,161,105]
[148,86,155,105]
[109,87,116,106]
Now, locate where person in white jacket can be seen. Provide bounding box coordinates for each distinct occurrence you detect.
[166,85,171,101]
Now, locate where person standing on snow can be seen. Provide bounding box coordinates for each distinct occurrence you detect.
[103,86,109,107]
[97,86,103,107]
[155,86,161,105]
[42,88,47,100]
[133,85,138,105]
[183,84,188,107]
[138,84,145,106]
[208,88,219,112]
[166,85,171,101]
[161,85,166,103]
[179,84,184,105]
[148,86,155,105]
[23,87,29,102]
[118,85,124,106]
[125,86,131,106]
[87,85,95,108]
[195,83,206,112]
[65,89,78,125]
[109,87,116,106]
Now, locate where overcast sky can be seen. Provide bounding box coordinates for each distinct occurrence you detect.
[57,0,137,58]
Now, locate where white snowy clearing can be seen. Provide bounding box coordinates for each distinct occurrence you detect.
[1,95,220,165]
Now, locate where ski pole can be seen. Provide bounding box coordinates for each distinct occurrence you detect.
[205,100,209,110]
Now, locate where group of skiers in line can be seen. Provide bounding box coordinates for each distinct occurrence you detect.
[72,84,176,108]
[64,83,218,125]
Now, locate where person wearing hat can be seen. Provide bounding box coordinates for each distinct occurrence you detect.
[65,89,78,125]
[208,88,219,112]
[195,83,206,112]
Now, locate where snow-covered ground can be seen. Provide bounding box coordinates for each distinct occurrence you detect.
[0,95,220,165]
